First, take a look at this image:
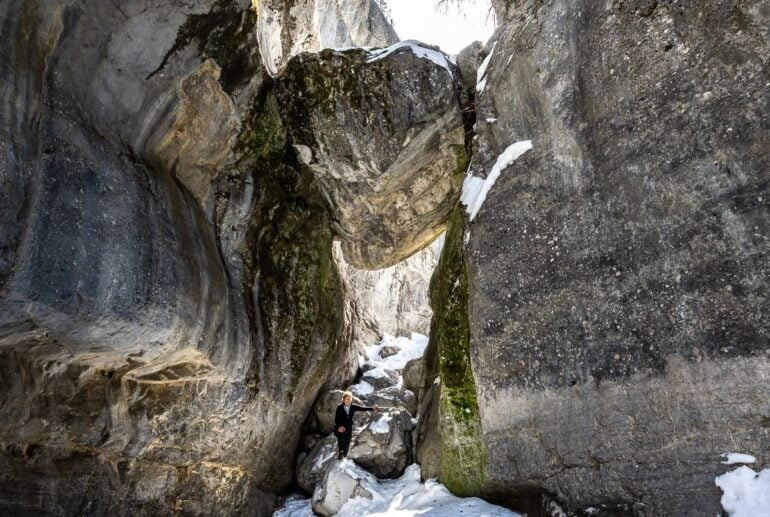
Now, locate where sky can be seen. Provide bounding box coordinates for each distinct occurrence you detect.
[384,0,495,55]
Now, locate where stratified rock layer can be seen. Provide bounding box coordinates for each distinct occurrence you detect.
[420,0,769,514]
[277,44,466,269]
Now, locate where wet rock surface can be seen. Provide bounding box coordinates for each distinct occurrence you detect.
[277,43,466,269]
[420,0,770,514]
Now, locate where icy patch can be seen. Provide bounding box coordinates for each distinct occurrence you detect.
[716,466,770,516]
[722,453,757,465]
[366,40,450,71]
[369,414,392,434]
[461,140,533,221]
[363,333,428,371]
[274,464,520,517]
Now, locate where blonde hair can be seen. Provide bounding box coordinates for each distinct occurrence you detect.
[342,391,353,400]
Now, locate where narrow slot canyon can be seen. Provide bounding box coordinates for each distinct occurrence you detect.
[0,0,768,516]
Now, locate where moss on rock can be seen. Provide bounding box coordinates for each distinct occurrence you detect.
[428,206,487,496]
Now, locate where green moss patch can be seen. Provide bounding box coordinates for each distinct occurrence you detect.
[429,206,488,496]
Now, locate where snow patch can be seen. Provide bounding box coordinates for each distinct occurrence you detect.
[350,380,374,396]
[366,40,450,71]
[274,464,520,517]
[369,415,392,434]
[363,333,428,371]
[716,466,770,517]
[722,453,757,465]
[476,41,496,92]
[461,140,533,221]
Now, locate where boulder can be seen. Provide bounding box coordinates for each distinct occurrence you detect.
[349,408,414,478]
[360,367,399,390]
[455,41,486,91]
[379,345,401,358]
[311,459,374,516]
[422,1,770,514]
[277,42,467,269]
[364,386,417,416]
[402,357,425,396]
[313,390,364,434]
[296,434,338,493]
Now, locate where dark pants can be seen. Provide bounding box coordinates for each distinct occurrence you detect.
[336,431,352,456]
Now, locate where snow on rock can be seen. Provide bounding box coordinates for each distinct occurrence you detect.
[350,380,375,397]
[311,459,374,517]
[369,414,392,434]
[461,140,533,221]
[475,41,496,93]
[716,466,770,517]
[722,453,757,465]
[276,464,520,517]
[296,434,338,493]
[363,332,429,372]
[366,40,451,71]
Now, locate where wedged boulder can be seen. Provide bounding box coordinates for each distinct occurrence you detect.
[422,1,770,514]
[277,41,467,269]
[402,357,425,396]
[296,434,338,493]
[360,367,399,390]
[349,408,414,478]
[311,459,374,516]
[455,41,486,91]
[312,390,364,434]
[364,385,417,416]
[256,0,398,76]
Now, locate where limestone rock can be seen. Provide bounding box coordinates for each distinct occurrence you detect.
[402,357,425,398]
[256,0,398,76]
[296,434,338,493]
[0,0,368,512]
[380,345,400,358]
[424,1,770,514]
[349,408,414,478]
[364,385,417,416]
[277,43,466,269]
[333,238,441,351]
[360,367,399,390]
[455,41,486,91]
[311,459,374,516]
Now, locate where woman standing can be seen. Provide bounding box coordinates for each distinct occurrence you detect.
[334,391,379,459]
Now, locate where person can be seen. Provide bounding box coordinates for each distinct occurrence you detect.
[334,391,379,459]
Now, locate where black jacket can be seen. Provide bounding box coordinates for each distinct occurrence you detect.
[334,403,372,433]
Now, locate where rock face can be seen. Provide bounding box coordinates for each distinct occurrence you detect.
[334,238,441,351]
[256,0,398,76]
[0,0,435,513]
[419,0,770,514]
[278,43,466,269]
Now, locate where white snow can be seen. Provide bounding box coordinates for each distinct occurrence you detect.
[274,463,520,517]
[366,40,450,71]
[716,466,770,517]
[476,41,496,92]
[350,380,375,397]
[722,453,757,465]
[461,140,533,221]
[369,414,392,434]
[364,332,429,371]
